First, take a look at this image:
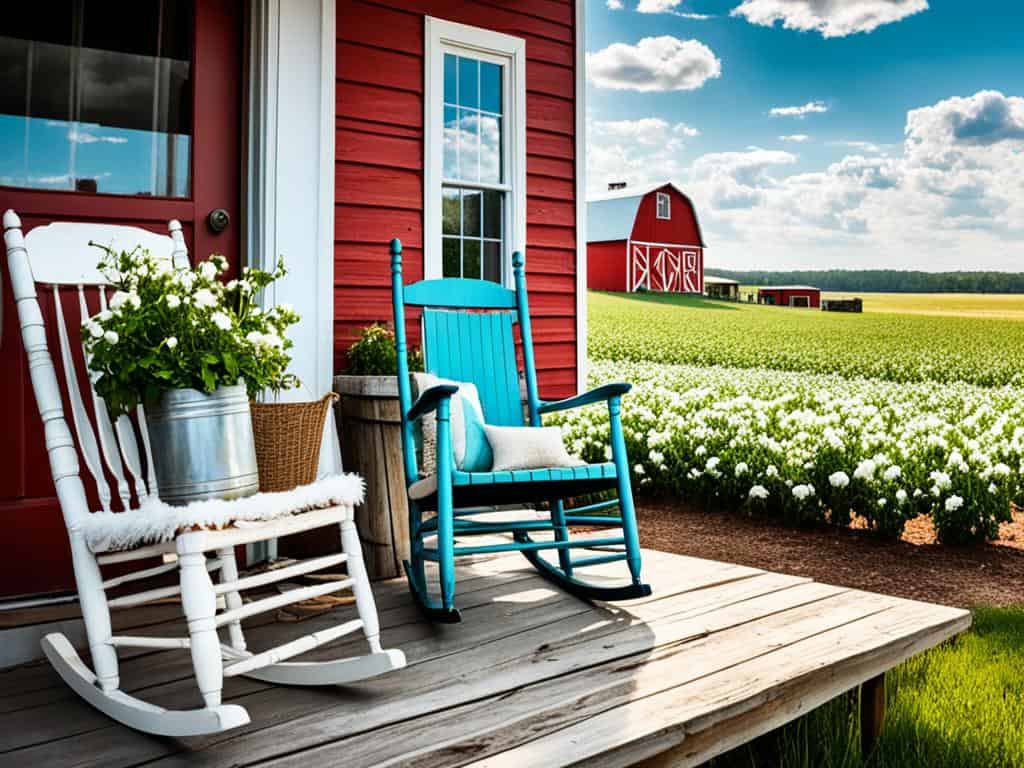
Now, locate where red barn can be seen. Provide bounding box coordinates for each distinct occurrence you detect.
[0,0,587,605]
[758,286,821,308]
[587,182,705,293]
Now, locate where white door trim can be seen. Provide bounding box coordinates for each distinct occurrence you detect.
[246,0,336,397]
[574,0,587,393]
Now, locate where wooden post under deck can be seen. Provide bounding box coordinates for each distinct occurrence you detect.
[860,673,887,756]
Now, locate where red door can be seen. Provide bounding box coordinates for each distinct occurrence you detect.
[0,1,243,598]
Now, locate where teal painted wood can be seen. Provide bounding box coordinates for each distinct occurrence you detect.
[405,278,517,309]
[609,395,643,583]
[571,553,629,568]
[538,383,633,415]
[422,309,522,427]
[390,240,419,486]
[388,238,651,621]
[451,463,616,485]
[513,252,542,427]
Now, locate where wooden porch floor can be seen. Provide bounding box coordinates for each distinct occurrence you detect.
[0,547,970,767]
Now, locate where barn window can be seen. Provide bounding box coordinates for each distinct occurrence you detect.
[656,192,671,220]
[425,18,526,284]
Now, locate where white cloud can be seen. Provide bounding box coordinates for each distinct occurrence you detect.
[586,36,722,92]
[830,139,884,153]
[637,0,713,17]
[731,0,928,38]
[592,118,699,146]
[67,128,128,145]
[587,117,699,192]
[779,134,810,142]
[606,0,624,9]
[683,90,1024,270]
[770,101,829,117]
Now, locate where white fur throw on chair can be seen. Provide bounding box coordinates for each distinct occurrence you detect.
[76,473,365,553]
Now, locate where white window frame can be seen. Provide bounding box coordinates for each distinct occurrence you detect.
[656,191,671,220]
[424,16,526,285]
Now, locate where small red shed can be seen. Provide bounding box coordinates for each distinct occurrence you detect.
[587,182,705,293]
[757,286,821,308]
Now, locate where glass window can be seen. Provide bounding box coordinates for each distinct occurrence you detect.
[656,192,671,219]
[0,2,193,198]
[441,52,505,282]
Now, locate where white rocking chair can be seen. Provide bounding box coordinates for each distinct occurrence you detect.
[2,210,405,737]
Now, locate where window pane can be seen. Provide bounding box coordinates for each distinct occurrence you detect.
[462,189,481,237]
[463,239,481,280]
[480,62,502,114]
[442,237,461,278]
[0,2,194,197]
[483,190,502,239]
[479,114,501,184]
[457,109,480,182]
[442,187,460,235]
[483,241,501,283]
[443,105,459,179]
[457,56,478,109]
[443,53,457,104]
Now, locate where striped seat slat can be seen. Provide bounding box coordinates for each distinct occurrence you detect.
[453,462,616,486]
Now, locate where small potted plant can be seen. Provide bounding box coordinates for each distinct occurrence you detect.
[82,245,299,504]
[333,323,422,578]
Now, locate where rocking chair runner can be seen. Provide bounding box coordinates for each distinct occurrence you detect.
[2,211,404,737]
[390,238,651,622]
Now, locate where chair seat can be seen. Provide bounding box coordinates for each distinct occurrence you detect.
[79,474,364,553]
[408,462,619,508]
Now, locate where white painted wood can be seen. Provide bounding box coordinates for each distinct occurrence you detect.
[51,285,112,512]
[574,0,587,394]
[23,220,177,285]
[246,0,336,396]
[213,552,348,595]
[81,287,134,509]
[214,579,355,628]
[218,546,247,652]
[423,17,527,285]
[108,635,191,649]
[41,634,251,737]
[4,208,405,736]
[223,618,364,677]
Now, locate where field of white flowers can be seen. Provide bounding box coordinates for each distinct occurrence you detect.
[590,292,1024,387]
[552,359,1024,543]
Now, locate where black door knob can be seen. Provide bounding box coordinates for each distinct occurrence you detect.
[207,208,230,233]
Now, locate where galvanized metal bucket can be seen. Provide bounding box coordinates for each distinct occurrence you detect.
[146,383,259,505]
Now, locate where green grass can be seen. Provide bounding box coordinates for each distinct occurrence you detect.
[589,291,1024,387]
[706,608,1024,768]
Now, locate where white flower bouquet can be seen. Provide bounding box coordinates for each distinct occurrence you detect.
[82,244,299,417]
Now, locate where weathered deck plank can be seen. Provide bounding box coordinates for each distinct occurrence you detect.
[0,549,970,768]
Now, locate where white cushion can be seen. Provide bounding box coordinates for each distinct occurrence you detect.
[484,425,585,472]
[412,372,487,474]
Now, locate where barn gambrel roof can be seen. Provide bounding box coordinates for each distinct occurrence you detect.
[586,182,706,246]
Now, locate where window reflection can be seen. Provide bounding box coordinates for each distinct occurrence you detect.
[441,52,505,283]
[0,2,193,198]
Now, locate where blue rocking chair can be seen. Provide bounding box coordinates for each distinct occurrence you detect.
[390,239,651,622]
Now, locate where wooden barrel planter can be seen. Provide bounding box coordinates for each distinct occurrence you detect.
[333,375,410,581]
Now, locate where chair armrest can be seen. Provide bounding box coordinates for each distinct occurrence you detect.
[537,382,632,415]
[407,384,459,421]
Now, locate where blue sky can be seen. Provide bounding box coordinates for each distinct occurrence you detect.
[586,0,1024,271]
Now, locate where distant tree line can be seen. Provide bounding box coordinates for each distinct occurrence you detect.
[704,269,1024,294]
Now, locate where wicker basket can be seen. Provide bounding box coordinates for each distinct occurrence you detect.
[250,393,339,492]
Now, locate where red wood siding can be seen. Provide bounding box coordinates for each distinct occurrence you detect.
[630,185,703,247]
[587,241,627,291]
[335,0,580,398]
[759,289,821,308]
